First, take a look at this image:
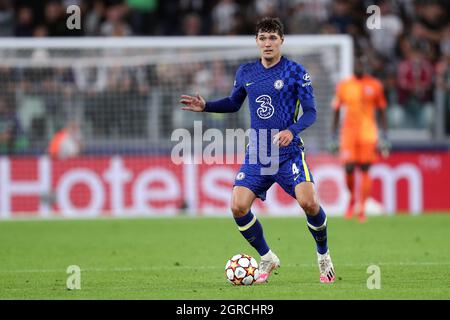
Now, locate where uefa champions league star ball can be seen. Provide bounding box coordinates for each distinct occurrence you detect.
[225,254,259,285]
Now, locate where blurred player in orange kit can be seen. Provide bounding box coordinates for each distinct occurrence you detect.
[330,57,390,223]
[48,120,82,159]
[42,120,83,206]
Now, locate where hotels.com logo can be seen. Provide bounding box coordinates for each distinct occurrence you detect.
[0,157,423,218]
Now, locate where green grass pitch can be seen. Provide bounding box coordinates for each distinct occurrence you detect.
[0,214,449,299]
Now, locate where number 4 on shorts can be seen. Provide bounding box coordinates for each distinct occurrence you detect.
[292,163,300,175]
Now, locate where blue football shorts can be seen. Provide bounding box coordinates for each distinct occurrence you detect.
[233,149,314,201]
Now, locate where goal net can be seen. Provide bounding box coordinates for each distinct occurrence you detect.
[0,36,353,219]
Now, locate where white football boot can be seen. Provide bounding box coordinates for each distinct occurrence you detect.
[255,250,280,284]
[317,250,336,283]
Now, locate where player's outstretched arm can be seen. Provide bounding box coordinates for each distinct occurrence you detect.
[180,94,206,112]
[180,94,244,113]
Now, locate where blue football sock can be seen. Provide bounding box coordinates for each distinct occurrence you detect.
[234,211,270,256]
[306,206,328,255]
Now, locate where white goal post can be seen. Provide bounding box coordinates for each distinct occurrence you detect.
[0,35,353,152]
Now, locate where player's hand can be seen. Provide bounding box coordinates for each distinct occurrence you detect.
[180,93,206,112]
[378,133,391,158]
[273,130,294,147]
[327,134,339,155]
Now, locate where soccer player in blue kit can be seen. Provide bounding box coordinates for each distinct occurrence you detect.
[180,18,336,284]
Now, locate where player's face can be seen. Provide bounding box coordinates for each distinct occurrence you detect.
[354,59,367,78]
[256,32,283,61]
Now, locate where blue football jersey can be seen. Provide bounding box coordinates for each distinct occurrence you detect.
[229,56,315,162]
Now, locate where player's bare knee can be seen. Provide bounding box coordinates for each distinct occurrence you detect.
[299,198,320,216]
[231,202,250,218]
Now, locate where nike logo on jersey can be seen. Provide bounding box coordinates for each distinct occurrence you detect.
[245,82,254,87]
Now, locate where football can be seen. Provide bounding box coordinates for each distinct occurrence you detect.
[225,254,259,285]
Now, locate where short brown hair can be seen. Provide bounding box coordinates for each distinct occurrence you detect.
[255,17,284,38]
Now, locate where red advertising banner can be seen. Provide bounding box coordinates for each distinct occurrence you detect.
[0,152,449,219]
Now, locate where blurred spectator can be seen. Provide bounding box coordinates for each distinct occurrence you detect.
[44,0,67,36]
[287,1,323,34]
[33,25,49,37]
[409,21,438,62]
[82,64,149,137]
[119,65,150,137]
[210,60,233,98]
[326,0,356,34]
[397,46,435,128]
[348,21,372,57]
[228,11,253,35]
[441,24,450,56]
[212,0,238,35]
[0,0,13,36]
[0,96,26,155]
[157,0,212,35]
[83,0,105,35]
[182,12,202,36]
[437,24,450,134]
[127,0,157,35]
[157,1,180,35]
[437,54,450,133]
[42,67,77,131]
[74,65,108,93]
[205,60,233,131]
[73,64,109,136]
[412,0,448,62]
[44,0,82,37]
[177,0,214,35]
[253,0,278,19]
[0,66,16,95]
[14,6,34,37]
[368,0,404,60]
[100,3,132,36]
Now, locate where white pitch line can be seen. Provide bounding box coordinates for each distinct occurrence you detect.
[0,261,449,274]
